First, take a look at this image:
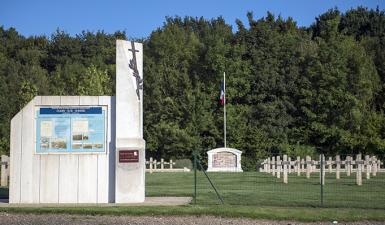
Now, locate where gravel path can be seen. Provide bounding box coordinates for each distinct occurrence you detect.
[0,213,384,225]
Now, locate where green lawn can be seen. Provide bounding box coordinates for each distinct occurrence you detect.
[2,172,384,209]
[0,172,385,221]
[1,205,385,222]
[146,172,385,209]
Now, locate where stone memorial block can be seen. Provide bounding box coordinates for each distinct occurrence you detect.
[207,148,243,172]
[10,97,114,204]
[9,40,145,204]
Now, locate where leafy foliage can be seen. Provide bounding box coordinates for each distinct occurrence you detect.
[1,7,385,170]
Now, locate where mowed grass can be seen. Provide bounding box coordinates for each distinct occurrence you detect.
[2,205,385,222]
[0,173,385,221]
[146,171,385,209]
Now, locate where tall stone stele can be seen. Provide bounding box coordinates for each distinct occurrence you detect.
[115,40,146,203]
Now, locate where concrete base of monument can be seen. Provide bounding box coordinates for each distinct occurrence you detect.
[0,197,192,207]
[207,167,243,172]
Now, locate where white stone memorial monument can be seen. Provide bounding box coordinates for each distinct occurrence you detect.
[9,40,145,204]
[115,40,145,203]
[207,148,243,172]
[207,72,243,172]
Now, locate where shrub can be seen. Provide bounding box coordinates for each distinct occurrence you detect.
[174,158,193,169]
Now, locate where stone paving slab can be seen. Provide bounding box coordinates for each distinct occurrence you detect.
[0,197,191,207]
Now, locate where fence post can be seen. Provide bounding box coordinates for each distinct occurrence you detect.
[320,154,324,207]
[272,157,276,176]
[306,156,311,179]
[170,159,173,169]
[1,155,9,186]
[320,154,325,186]
[283,155,288,184]
[365,155,370,180]
[336,155,340,180]
[356,154,362,186]
[267,158,271,173]
[297,156,301,176]
[197,159,224,204]
[193,153,197,204]
[277,156,281,179]
[154,159,157,171]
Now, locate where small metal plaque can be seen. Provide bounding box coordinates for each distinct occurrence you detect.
[119,150,139,163]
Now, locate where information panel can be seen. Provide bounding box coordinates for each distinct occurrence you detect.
[36,107,105,153]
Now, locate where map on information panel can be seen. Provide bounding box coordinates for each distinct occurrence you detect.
[36,107,105,153]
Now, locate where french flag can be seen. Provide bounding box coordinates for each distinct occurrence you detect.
[219,82,225,105]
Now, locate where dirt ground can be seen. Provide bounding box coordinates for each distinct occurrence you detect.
[0,213,384,225]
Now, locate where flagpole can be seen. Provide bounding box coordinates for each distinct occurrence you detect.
[224,72,226,148]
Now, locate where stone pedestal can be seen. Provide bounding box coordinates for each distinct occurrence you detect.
[115,139,145,203]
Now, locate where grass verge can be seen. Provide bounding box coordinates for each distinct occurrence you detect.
[0,205,385,222]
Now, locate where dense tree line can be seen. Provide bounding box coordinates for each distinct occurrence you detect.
[0,7,384,170]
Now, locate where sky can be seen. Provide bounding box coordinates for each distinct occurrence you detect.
[1,0,384,39]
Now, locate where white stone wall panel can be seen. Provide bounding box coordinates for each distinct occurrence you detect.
[78,155,98,203]
[9,112,22,203]
[97,96,113,203]
[20,101,40,203]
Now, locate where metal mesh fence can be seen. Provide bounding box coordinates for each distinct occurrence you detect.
[146,153,385,209]
[322,154,385,209]
[192,153,385,208]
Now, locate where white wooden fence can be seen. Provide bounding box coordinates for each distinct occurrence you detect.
[146,157,191,173]
[0,155,10,187]
[260,154,384,185]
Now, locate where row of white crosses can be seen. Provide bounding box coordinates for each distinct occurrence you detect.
[146,157,176,173]
[260,154,383,185]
